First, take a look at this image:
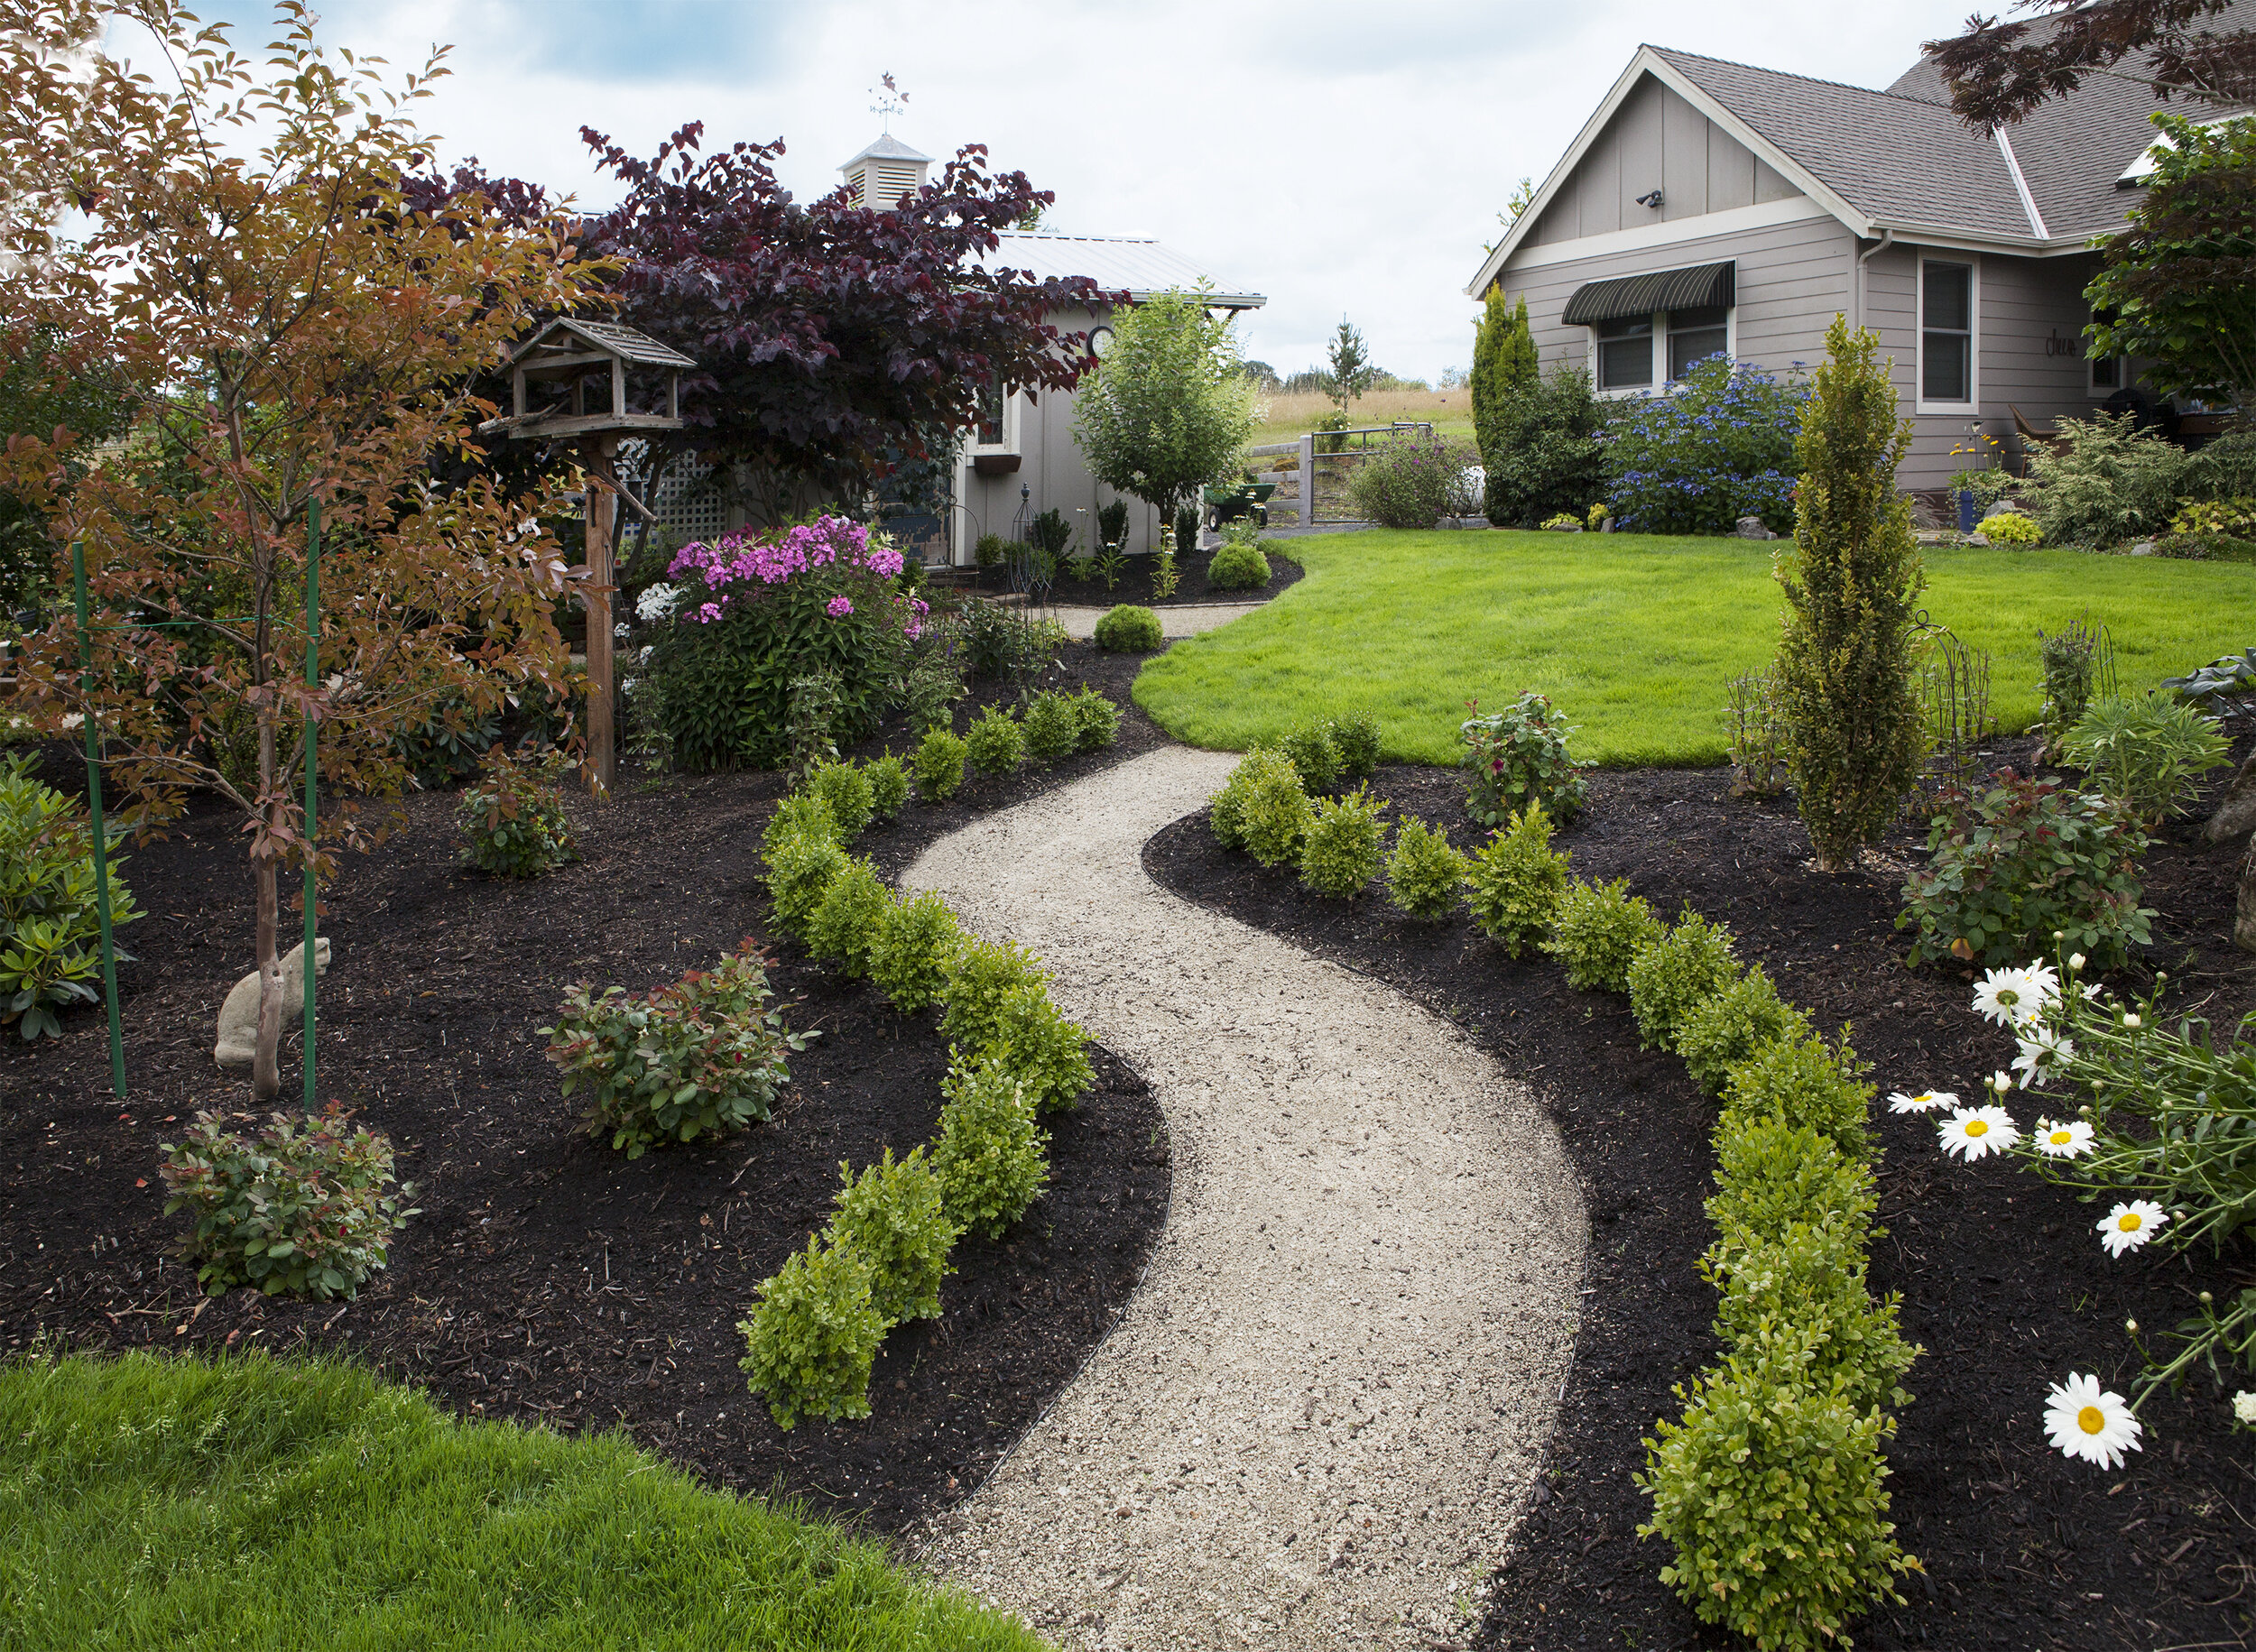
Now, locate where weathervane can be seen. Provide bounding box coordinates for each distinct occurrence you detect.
[870,72,908,133]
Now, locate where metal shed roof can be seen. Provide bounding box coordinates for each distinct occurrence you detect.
[1560,262,1735,325]
[979,231,1265,310]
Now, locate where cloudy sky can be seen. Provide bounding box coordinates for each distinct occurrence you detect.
[166,0,1985,382]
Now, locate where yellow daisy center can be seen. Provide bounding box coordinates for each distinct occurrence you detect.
[2048,1130,2072,1144]
[2077,1405,2106,1435]
[2119,1213,2142,1232]
[1966,1120,1989,1137]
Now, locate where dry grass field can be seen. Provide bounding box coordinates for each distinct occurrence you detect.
[1251,386,1476,448]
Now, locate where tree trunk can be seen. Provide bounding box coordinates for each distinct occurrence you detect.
[252,710,283,1101]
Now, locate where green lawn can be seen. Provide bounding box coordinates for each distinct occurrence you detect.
[1134,530,2253,767]
[0,1351,1043,1651]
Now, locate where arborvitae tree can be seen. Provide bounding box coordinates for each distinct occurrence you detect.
[1773,316,1928,872]
[1471,291,1538,485]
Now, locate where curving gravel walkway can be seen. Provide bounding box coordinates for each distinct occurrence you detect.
[1049,603,1263,640]
[905,747,1586,1650]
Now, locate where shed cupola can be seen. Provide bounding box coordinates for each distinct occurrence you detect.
[839,132,932,211]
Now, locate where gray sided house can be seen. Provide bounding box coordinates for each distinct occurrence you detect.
[1464,25,2251,491]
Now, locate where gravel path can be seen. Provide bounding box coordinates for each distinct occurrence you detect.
[1049,603,1263,640]
[905,746,1586,1650]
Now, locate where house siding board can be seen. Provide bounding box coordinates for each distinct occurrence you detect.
[1531,73,1788,245]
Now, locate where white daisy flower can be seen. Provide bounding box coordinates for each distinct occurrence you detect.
[2045,1373,2142,1470]
[2234,1391,2256,1427]
[2081,982,2104,1001]
[2122,1014,2140,1029]
[2031,1118,2095,1159]
[1972,966,2039,1027]
[1889,1089,1956,1115]
[1938,1105,2020,1161]
[2097,1200,2168,1257]
[2011,1028,2076,1088]
[2022,961,2061,1001]
[2068,953,2086,971]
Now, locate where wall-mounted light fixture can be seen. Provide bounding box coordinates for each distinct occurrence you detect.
[1635,189,1665,209]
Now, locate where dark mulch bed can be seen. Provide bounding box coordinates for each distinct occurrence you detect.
[0,641,1171,1536]
[964,540,1303,608]
[1145,742,2256,1652]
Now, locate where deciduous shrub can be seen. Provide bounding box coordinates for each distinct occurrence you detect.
[456,748,576,879]
[1546,878,1663,992]
[1707,1115,1877,1251]
[1206,538,1270,591]
[965,704,1025,776]
[825,1148,957,1324]
[1209,747,1291,852]
[1279,720,1340,794]
[1626,909,1742,1053]
[1480,363,1604,529]
[1676,964,1808,1096]
[1463,692,1587,826]
[1465,802,1572,957]
[2025,411,2193,548]
[1703,1221,1918,1418]
[0,752,143,1041]
[1331,712,1381,781]
[1299,787,1388,897]
[737,1236,884,1429]
[982,983,1095,1113]
[931,1055,1050,1241]
[1897,773,2152,967]
[1071,687,1122,750]
[542,946,812,1158]
[1718,1025,1874,1162]
[762,791,837,858]
[764,829,848,942]
[805,758,874,840]
[1094,605,1163,653]
[1386,817,1468,918]
[1348,431,1478,529]
[864,752,911,821]
[912,726,966,803]
[2060,690,2231,824]
[804,856,890,980]
[1602,355,1806,536]
[158,1105,413,1299]
[1976,511,2041,547]
[1240,752,1315,868]
[939,936,1052,1051]
[2037,616,2113,761]
[1022,690,1078,766]
[868,889,960,1013]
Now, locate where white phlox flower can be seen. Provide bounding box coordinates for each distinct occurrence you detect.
[614,621,630,640]
[636,583,683,622]
[2234,1391,2256,1427]
[2031,1118,2094,1159]
[1889,1089,1956,1115]
[2011,1027,2075,1088]
[2045,1373,2142,1469]
[1938,1105,2020,1161]
[2097,1200,2168,1257]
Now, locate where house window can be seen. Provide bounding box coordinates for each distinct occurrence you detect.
[1595,315,1653,391]
[2090,354,2124,392]
[1666,306,1729,380]
[975,372,1008,448]
[1920,259,1974,404]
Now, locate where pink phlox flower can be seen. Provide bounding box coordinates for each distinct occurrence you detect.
[826,595,855,617]
[697,601,722,623]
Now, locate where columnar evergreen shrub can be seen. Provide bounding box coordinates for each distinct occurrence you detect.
[1481,363,1603,529]
[1022,690,1079,766]
[938,937,1051,1051]
[864,752,911,821]
[965,704,1025,776]
[1240,754,1314,868]
[912,726,966,803]
[1465,801,1571,957]
[1545,878,1663,992]
[1331,712,1382,781]
[1070,687,1122,750]
[1094,605,1163,653]
[981,983,1095,1113]
[931,1055,1050,1241]
[1626,909,1742,1053]
[804,856,890,980]
[1299,787,1388,897]
[868,890,960,1013]
[1718,1025,1874,1162]
[825,1148,958,1324]
[737,1236,884,1429]
[456,749,576,879]
[1471,288,1538,480]
[1676,965,1808,1096]
[1773,318,1928,871]
[1386,817,1469,918]
[763,830,847,942]
[1279,721,1340,794]
[805,758,874,841]
[1603,355,1807,536]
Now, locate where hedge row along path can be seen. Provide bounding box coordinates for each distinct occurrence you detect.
[904,746,1585,1650]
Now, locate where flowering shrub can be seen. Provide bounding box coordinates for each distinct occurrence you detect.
[1,752,143,1041]
[1465,801,1570,957]
[646,516,919,771]
[931,1053,1050,1241]
[1602,355,1807,536]
[1346,432,1480,529]
[1299,787,1387,897]
[542,946,811,1158]
[1462,693,1587,826]
[159,1105,414,1299]
[1545,878,1662,993]
[825,1148,957,1325]
[738,1235,883,1429]
[1385,817,1468,918]
[1626,908,1741,1053]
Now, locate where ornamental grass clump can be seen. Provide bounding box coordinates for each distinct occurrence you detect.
[1627,909,1742,1053]
[2059,690,2231,825]
[1462,692,1587,827]
[804,856,890,980]
[1070,687,1122,750]
[1719,1025,1875,1162]
[1299,787,1388,897]
[737,1236,884,1429]
[979,983,1095,1113]
[1465,801,1571,957]
[931,1055,1050,1241]
[911,726,966,803]
[1545,878,1664,993]
[1240,754,1314,868]
[863,752,911,822]
[965,704,1025,777]
[158,1105,414,1300]
[455,748,576,879]
[867,889,960,1013]
[823,1148,958,1325]
[805,758,874,840]
[1386,817,1469,918]
[1279,720,1340,795]
[542,946,813,1158]
[939,936,1052,1052]
[1676,964,1808,1097]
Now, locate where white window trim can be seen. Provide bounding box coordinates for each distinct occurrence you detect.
[1586,306,1739,399]
[2088,352,2127,395]
[968,376,1021,454]
[1916,253,1980,414]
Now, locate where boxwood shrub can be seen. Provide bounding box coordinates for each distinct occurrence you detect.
[867,890,960,1013]
[1465,801,1571,957]
[824,1147,957,1325]
[931,1055,1050,1241]
[737,1235,884,1429]
[1626,909,1742,1053]
[911,726,966,804]
[1545,877,1663,992]
[1094,605,1163,653]
[965,704,1025,777]
[1386,817,1468,919]
[1299,787,1388,897]
[1676,964,1808,1097]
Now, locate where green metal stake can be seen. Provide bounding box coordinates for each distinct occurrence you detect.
[70,541,127,1100]
[302,499,319,1112]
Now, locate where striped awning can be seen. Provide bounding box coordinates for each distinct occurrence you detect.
[1560,262,1735,325]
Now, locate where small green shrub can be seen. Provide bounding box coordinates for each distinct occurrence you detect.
[965,704,1025,776]
[158,1105,413,1300]
[1279,721,1340,794]
[1240,752,1314,868]
[1677,965,1808,1096]
[1022,690,1078,766]
[824,1148,958,1325]
[931,1055,1050,1241]
[1639,1349,1915,1652]
[1718,1025,1874,1163]
[1545,878,1663,992]
[912,726,966,803]
[456,748,577,879]
[979,983,1095,1113]
[805,759,874,841]
[1299,787,1388,897]
[2026,411,2192,547]
[863,752,910,822]
[975,532,1006,568]
[761,791,837,858]
[1210,747,1297,852]
[1707,1115,1877,1252]
[1386,817,1468,919]
[1348,430,1480,529]
[1206,540,1270,592]
[1703,1221,1919,1417]
[2037,615,2113,760]
[737,1236,884,1430]
[804,856,890,980]
[1626,909,1742,1053]
[2060,690,2232,825]
[1976,511,2041,547]
[1465,801,1570,957]
[939,936,1051,1051]
[764,829,848,942]
[1094,605,1163,653]
[868,889,960,1013]
[1331,712,1381,781]
[1463,692,1587,827]
[0,751,143,1040]
[1070,687,1122,751]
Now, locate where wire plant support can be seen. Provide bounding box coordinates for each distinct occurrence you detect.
[69,541,126,1100]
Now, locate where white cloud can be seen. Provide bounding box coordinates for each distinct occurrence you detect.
[175,0,1983,380]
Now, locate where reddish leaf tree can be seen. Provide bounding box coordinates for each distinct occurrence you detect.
[1926,0,2256,126]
